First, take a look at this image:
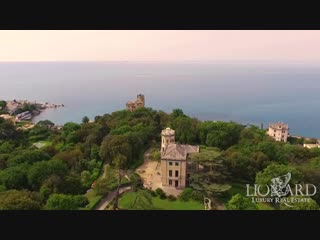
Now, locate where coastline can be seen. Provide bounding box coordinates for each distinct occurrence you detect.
[1,99,64,122]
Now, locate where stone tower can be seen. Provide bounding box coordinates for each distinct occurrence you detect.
[136,94,145,108]
[161,127,175,154]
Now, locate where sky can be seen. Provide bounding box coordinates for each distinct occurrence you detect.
[1,30,320,62]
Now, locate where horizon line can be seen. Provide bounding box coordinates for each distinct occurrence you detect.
[0,60,320,65]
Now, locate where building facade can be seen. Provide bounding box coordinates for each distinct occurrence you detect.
[126,94,145,112]
[267,122,289,142]
[160,127,199,189]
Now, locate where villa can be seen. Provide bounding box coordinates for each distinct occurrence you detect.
[160,127,199,189]
[267,122,289,142]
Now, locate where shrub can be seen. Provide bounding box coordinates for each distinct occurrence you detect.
[167,195,177,201]
[155,188,167,199]
[179,188,193,201]
[95,178,110,196]
[155,188,165,196]
[146,189,157,197]
[152,151,161,161]
[191,191,203,202]
[159,193,167,199]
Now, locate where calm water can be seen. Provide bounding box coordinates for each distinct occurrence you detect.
[1,62,320,138]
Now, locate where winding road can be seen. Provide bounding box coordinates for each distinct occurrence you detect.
[95,186,131,210]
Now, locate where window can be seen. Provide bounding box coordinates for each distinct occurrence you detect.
[175,170,179,177]
[169,170,172,177]
[169,180,172,186]
[175,162,179,166]
[169,162,173,166]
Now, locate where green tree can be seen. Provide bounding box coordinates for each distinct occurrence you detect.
[0,190,42,210]
[36,120,55,128]
[99,135,132,165]
[240,126,266,145]
[170,116,199,144]
[27,159,68,189]
[60,173,86,195]
[171,109,185,119]
[226,194,258,210]
[54,148,84,171]
[129,190,155,210]
[0,100,7,109]
[45,194,88,210]
[95,178,111,196]
[80,170,92,188]
[199,121,244,150]
[40,175,63,199]
[113,153,128,209]
[61,122,81,144]
[82,116,90,124]
[224,150,252,181]
[0,118,19,140]
[179,188,194,201]
[128,171,143,191]
[0,141,15,154]
[188,148,231,199]
[255,164,303,186]
[0,163,30,189]
[0,154,9,170]
[7,149,50,167]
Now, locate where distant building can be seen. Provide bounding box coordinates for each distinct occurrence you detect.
[126,94,145,112]
[16,111,32,121]
[160,127,199,189]
[303,144,320,149]
[267,122,289,142]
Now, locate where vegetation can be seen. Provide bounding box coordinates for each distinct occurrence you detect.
[45,194,88,210]
[0,190,42,210]
[0,101,7,111]
[1,106,319,210]
[119,190,203,210]
[82,116,90,124]
[225,194,258,210]
[13,103,40,115]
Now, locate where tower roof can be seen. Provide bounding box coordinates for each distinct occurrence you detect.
[162,143,199,161]
[161,127,175,136]
[269,122,289,130]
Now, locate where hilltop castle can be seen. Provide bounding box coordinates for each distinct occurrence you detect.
[126,94,145,112]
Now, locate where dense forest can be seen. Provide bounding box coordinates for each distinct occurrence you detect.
[1,106,320,210]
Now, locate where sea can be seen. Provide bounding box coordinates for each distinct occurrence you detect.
[1,61,320,138]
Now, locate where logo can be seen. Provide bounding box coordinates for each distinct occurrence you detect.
[270,172,291,198]
[246,172,317,208]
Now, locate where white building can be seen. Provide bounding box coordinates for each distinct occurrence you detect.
[267,122,289,142]
[303,144,320,149]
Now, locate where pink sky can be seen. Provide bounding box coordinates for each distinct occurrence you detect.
[1,30,320,62]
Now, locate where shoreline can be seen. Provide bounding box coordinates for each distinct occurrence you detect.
[2,99,64,122]
[3,98,320,140]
